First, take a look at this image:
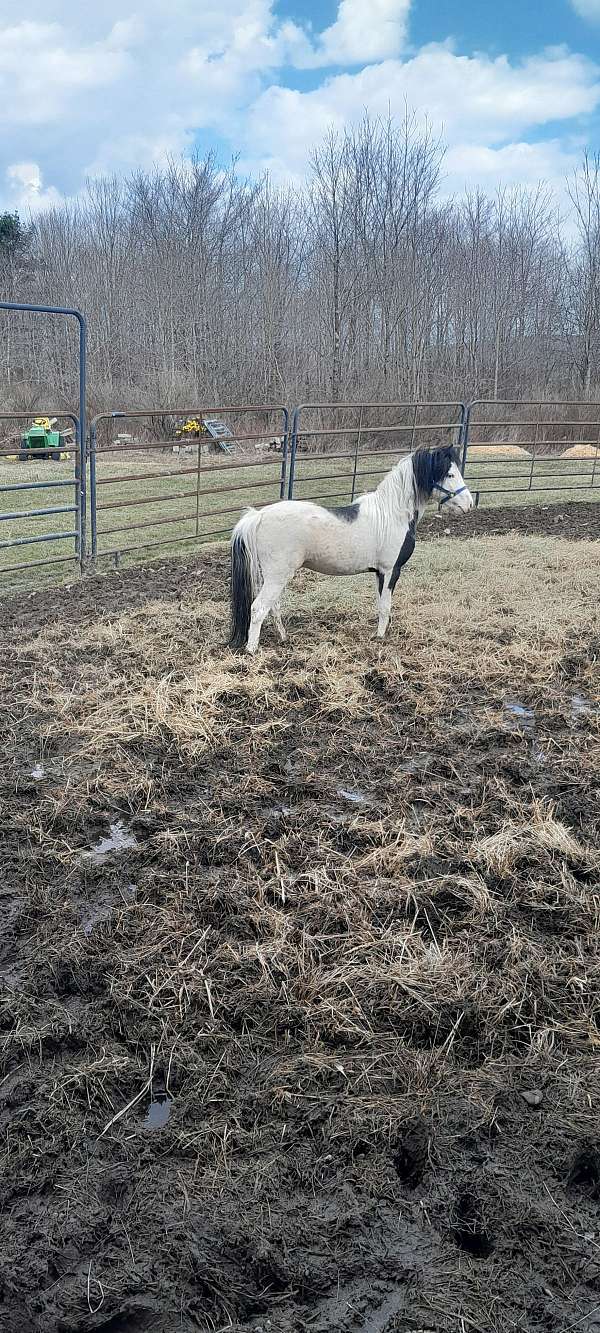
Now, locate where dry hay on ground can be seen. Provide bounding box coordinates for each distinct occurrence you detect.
[561,443,600,459]
[1,530,600,1333]
[467,443,531,459]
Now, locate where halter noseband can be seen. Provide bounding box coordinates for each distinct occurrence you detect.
[433,481,468,506]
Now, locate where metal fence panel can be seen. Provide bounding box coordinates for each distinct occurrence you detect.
[0,412,82,578]
[88,407,289,564]
[0,302,87,567]
[463,400,600,505]
[287,401,466,502]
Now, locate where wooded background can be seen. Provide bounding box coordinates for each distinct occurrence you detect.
[2,115,600,414]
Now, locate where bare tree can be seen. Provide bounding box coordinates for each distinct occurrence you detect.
[0,125,591,416]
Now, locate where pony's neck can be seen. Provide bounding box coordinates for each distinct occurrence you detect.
[374,454,421,525]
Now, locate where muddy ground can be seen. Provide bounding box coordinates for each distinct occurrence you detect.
[1,503,600,1333]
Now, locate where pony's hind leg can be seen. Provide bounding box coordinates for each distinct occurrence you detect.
[247,577,288,653]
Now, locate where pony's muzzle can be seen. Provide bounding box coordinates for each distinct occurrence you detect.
[444,489,474,515]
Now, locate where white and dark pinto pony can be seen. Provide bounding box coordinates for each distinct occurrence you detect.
[229,444,473,653]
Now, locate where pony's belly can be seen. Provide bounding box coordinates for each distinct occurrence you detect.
[303,553,366,575]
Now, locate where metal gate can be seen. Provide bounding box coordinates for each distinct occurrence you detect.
[287,401,466,503]
[0,411,83,580]
[463,400,600,503]
[89,407,289,564]
[0,302,87,582]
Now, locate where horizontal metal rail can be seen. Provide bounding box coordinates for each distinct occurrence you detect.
[97,465,200,487]
[98,495,281,542]
[467,468,598,483]
[0,529,78,550]
[292,399,465,410]
[287,446,411,466]
[0,443,79,458]
[0,551,79,574]
[101,511,198,538]
[93,431,281,454]
[468,421,600,431]
[98,525,234,561]
[98,488,199,512]
[0,477,76,493]
[294,422,460,439]
[0,503,77,522]
[465,481,599,496]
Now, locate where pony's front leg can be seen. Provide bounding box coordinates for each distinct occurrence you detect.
[376,573,393,638]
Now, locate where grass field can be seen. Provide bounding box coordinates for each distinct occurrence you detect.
[1,531,600,1332]
[0,444,598,592]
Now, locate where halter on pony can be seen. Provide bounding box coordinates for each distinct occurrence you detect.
[433,481,469,506]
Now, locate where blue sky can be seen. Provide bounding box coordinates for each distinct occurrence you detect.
[1,0,600,215]
[279,0,600,67]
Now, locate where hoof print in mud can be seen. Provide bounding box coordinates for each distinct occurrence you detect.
[567,1141,600,1199]
[451,1192,495,1258]
[392,1117,429,1188]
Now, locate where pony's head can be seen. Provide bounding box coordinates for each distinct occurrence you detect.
[412,446,473,516]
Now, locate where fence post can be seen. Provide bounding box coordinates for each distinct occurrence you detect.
[287,407,300,500]
[350,405,364,502]
[74,415,83,571]
[461,403,471,474]
[89,419,98,560]
[279,408,290,499]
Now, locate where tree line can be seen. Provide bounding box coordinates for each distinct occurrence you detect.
[1,114,600,415]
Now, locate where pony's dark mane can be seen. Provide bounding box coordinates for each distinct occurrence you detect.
[412,445,460,498]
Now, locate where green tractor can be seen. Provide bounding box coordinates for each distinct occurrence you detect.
[19,417,72,462]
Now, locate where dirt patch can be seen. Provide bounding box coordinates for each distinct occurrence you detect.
[420,496,600,542]
[1,530,600,1332]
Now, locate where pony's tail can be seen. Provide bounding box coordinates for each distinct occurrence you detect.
[229,508,262,650]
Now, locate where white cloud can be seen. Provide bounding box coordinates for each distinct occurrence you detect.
[240,45,600,183]
[5,162,63,214]
[443,139,582,197]
[571,0,600,19]
[0,20,133,125]
[0,2,598,212]
[315,0,409,67]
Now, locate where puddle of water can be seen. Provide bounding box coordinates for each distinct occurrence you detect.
[143,1096,172,1130]
[0,960,25,990]
[30,763,45,780]
[571,693,597,720]
[504,700,535,725]
[398,754,434,776]
[337,788,366,805]
[503,699,548,764]
[81,821,138,866]
[82,904,112,936]
[82,883,137,936]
